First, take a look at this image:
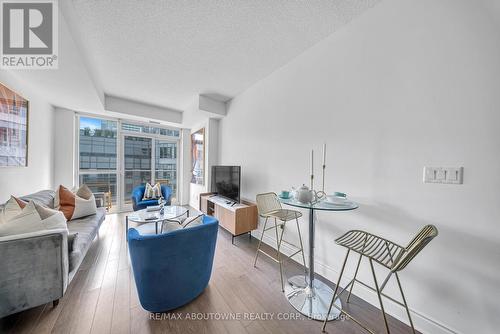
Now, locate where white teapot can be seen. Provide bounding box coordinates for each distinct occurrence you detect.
[296,184,315,204]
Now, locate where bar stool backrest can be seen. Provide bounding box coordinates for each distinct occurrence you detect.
[391,224,438,272]
[256,192,282,217]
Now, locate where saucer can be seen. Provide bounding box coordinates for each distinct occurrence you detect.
[324,195,347,204]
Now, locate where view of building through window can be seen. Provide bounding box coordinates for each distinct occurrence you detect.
[155,140,177,195]
[79,117,118,203]
[122,123,180,137]
[123,136,152,204]
[78,116,178,208]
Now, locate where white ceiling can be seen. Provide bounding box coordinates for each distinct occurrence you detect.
[63,0,380,112]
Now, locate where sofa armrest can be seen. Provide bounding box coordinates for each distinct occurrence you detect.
[131,186,145,210]
[0,229,69,318]
[160,185,172,205]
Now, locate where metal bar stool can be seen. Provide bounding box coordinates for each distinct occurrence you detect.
[253,192,307,292]
[322,225,438,334]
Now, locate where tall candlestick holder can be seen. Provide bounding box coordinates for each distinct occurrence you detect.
[306,147,327,204]
[313,164,327,202]
[321,164,326,193]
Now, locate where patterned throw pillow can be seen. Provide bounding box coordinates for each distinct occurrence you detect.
[160,214,203,232]
[55,184,97,221]
[142,182,162,200]
[142,183,153,200]
[0,201,68,237]
[0,196,27,224]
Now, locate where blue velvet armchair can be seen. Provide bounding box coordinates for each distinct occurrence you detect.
[127,216,218,312]
[131,184,172,211]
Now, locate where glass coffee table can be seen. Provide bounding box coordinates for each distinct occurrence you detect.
[126,206,189,238]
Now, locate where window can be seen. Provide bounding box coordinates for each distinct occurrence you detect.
[79,174,117,202]
[78,116,180,211]
[155,140,178,195]
[122,123,180,138]
[159,145,176,159]
[122,122,179,200]
[123,136,152,204]
[78,117,118,204]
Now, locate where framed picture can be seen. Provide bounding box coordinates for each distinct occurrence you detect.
[0,83,29,167]
[191,127,205,185]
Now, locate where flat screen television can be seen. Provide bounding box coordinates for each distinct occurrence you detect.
[211,166,241,203]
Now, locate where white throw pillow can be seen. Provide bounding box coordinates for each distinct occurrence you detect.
[0,201,68,237]
[0,196,27,224]
[55,184,97,221]
[73,186,98,220]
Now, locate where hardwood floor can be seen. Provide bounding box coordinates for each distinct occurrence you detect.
[0,211,419,334]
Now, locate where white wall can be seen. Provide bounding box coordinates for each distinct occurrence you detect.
[105,95,183,124]
[207,118,220,177]
[53,108,76,188]
[218,0,500,333]
[0,73,55,202]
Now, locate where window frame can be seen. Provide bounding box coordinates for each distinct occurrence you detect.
[75,113,181,213]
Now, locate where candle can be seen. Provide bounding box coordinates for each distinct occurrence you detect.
[322,143,327,192]
[311,149,314,175]
[310,149,314,190]
[322,143,326,166]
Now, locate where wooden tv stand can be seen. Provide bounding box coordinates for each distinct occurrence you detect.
[199,193,258,244]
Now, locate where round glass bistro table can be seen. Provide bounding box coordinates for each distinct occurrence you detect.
[126,206,188,238]
[279,196,358,321]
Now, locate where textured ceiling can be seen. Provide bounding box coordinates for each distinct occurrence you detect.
[65,0,379,111]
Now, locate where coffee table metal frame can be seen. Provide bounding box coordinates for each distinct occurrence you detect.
[125,206,189,238]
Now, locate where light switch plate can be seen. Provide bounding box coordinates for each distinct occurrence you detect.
[436,169,446,181]
[444,167,463,184]
[423,167,463,184]
[423,167,437,183]
[423,167,440,183]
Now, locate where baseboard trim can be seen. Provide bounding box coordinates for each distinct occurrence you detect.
[251,229,459,334]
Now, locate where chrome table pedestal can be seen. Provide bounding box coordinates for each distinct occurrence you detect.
[280,199,358,321]
[285,275,342,321]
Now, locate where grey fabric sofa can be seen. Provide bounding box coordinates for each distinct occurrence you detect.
[0,190,106,318]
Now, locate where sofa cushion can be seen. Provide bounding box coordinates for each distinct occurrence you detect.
[67,207,106,274]
[20,190,56,209]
